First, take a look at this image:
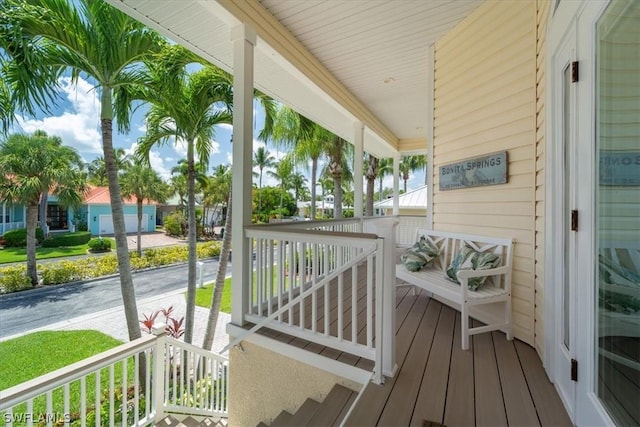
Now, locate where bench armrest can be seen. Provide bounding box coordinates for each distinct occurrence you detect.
[456,265,510,280]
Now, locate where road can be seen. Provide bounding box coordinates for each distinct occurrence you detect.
[0,258,226,339]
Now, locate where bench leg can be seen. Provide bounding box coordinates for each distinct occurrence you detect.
[461,303,469,350]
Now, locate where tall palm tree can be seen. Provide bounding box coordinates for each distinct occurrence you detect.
[1,0,164,342]
[365,154,379,216]
[322,131,353,219]
[267,156,294,218]
[266,106,323,219]
[253,146,275,216]
[120,164,169,256]
[291,171,309,203]
[377,158,393,202]
[0,130,85,285]
[399,155,426,192]
[87,148,132,186]
[202,164,232,351]
[135,45,233,344]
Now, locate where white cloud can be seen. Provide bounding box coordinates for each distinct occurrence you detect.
[124,142,173,180]
[17,76,102,159]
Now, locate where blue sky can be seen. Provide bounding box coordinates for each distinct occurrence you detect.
[11,76,424,193]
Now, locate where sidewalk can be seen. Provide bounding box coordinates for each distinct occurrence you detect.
[1,285,232,356]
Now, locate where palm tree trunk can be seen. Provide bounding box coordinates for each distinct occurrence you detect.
[26,200,39,286]
[39,193,48,235]
[101,89,141,343]
[184,140,198,344]
[202,190,232,350]
[366,156,378,217]
[136,199,143,257]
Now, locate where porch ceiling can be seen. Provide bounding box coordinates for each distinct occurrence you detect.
[104,0,482,157]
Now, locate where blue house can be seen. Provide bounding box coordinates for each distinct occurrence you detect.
[1,186,157,236]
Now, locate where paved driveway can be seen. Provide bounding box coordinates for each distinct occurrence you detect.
[123,231,187,251]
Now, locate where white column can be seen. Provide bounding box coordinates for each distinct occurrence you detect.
[393,154,400,216]
[231,24,256,326]
[353,122,364,218]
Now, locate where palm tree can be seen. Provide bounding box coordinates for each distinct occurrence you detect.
[1,0,164,342]
[0,131,85,285]
[365,154,379,216]
[87,149,132,186]
[202,164,232,351]
[267,156,294,218]
[377,158,393,202]
[135,45,233,345]
[266,106,323,219]
[120,164,169,256]
[399,155,426,192]
[253,146,275,217]
[322,131,353,219]
[291,171,309,203]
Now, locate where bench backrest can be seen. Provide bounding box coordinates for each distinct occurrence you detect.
[414,229,515,286]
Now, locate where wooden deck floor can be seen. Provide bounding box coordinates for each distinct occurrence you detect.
[344,288,572,426]
[255,272,572,426]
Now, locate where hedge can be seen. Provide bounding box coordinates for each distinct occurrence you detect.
[41,232,92,248]
[3,228,45,247]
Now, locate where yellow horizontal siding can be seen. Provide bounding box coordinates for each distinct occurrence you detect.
[433,0,537,345]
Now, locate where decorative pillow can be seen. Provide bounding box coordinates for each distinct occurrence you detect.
[401,237,440,272]
[446,244,501,291]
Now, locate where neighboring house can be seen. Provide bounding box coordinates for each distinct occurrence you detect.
[79,186,157,236]
[8,1,634,426]
[373,185,428,217]
[1,187,157,236]
[0,202,25,235]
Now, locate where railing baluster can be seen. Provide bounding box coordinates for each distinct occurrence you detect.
[352,264,357,344]
[27,399,33,427]
[338,246,344,340]
[121,358,127,427]
[109,365,114,427]
[63,383,70,427]
[277,239,284,322]
[5,407,12,427]
[367,254,374,349]
[287,240,293,326]
[133,353,139,426]
[324,244,331,336]
[145,348,151,421]
[95,371,100,427]
[268,239,273,317]
[46,390,52,427]
[80,376,86,427]
[298,242,305,329]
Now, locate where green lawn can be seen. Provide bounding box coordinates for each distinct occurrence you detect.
[194,276,232,313]
[0,330,133,425]
[0,238,116,264]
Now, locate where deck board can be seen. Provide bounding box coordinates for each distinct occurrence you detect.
[249,267,571,427]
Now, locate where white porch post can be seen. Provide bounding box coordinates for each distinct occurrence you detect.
[373,217,398,377]
[353,122,364,219]
[393,154,400,216]
[426,44,435,230]
[231,24,256,326]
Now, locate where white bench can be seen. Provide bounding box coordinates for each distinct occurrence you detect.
[396,229,515,350]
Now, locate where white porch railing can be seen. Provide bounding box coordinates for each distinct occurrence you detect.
[0,326,228,426]
[362,215,426,246]
[0,222,24,235]
[226,218,398,384]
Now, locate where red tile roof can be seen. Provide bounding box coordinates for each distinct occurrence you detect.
[84,186,157,205]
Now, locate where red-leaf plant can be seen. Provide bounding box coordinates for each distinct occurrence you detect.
[139,305,185,339]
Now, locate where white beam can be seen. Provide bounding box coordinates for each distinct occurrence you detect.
[231,24,256,326]
[354,122,364,218]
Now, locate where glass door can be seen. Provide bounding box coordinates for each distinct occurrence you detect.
[595,1,640,425]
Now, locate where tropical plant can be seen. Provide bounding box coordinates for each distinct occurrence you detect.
[399,155,426,192]
[87,149,132,186]
[253,146,276,215]
[377,157,393,202]
[365,154,379,216]
[120,164,169,256]
[0,0,165,342]
[321,132,353,218]
[134,46,233,344]
[267,155,294,218]
[0,130,85,286]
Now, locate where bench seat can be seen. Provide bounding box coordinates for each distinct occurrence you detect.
[395,229,514,350]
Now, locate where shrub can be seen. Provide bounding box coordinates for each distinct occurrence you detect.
[196,241,222,258]
[88,237,112,252]
[3,228,45,247]
[41,231,92,248]
[0,265,32,292]
[92,255,119,277]
[41,260,86,286]
[164,212,186,237]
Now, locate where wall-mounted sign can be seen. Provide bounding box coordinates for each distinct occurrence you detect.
[439,151,508,190]
[599,151,640,186]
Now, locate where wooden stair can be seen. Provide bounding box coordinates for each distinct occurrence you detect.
[156,415,228,427]
[258,384,356,427]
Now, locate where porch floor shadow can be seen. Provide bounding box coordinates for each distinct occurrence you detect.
[255,285,572,427]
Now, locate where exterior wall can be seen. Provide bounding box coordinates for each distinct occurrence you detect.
[88,204,156,236]
[432,0,538,345]
[229,342,360,427]
[534,0,550,358]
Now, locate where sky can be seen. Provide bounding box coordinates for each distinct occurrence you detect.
[11,76,425,195]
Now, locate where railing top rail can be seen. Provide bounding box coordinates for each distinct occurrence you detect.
[164,336,229,362]
[0,334,157,410]
[245,226,378,243]
[252,218,361,228]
